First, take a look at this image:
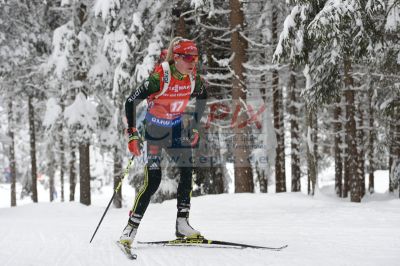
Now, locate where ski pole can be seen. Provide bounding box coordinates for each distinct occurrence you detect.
[90,155,135,243]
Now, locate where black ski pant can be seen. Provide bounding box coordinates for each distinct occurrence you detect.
[130,121,194,221]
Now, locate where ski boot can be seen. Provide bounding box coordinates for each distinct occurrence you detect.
[119,213,141,247]
[175,216,202,239]
[119,223,138,247]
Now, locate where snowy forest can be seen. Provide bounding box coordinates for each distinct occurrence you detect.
[0,0,399,208]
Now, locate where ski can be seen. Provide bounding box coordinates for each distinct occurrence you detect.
[116,241,137,260]
[138,238,287,251]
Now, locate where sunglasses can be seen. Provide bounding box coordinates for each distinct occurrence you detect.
[176,53,199,63]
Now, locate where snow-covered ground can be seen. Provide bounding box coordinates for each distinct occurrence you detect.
[1,179,400,266]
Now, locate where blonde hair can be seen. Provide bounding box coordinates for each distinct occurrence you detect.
[165,36,185,64]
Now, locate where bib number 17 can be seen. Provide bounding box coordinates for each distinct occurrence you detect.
[171,101,184,112]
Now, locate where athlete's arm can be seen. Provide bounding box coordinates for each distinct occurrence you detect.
[125,73,161,128]
[190,75,208,130]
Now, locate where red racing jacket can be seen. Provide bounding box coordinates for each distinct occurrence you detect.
[125,62,207,129]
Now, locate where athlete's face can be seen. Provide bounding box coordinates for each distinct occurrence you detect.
[174,53,198,75]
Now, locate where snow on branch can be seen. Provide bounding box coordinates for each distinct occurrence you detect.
[198,21,230,31]
[211,53,235,67]
[88,51,111,86]
[308,0,356,40]
[366,0,385,15]
[94,0,121,21]
[190,0,206,9]
[45,21,74,79]
[303,64,313,92]
[78,31,91,52]
[385,0,400,31]
[103,29,130,62]
[43,98,62,130]
[132,12,145,35]
[64,92,97,130]
[206,72,233,80]
[61,0,72,6]
[243,62,278,72]
[238,31,269,48]
[113,64,131,97]
[273,5,307,62]
[134,35,164,82]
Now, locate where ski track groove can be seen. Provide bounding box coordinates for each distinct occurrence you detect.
[34,230,50,264]
[54,233,74,266]
[3,250,17,266]
[0,228,18,266]
[2,240,18,266]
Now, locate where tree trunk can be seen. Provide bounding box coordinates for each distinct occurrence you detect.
[397,106,400,197]
[272,5,286,193]
[257,162,268,193]
[313,110,318,180]
[389,116,395,192]
[389,104,400,195]
[306,105,317,196]
[49,157,56,202]
[259,48,268,193]
[367,88,375,194]
[59,98,65,202]
[79,142,91,205]
[48,132,57,202]
[274,84,286,193]
[8,101,17,207]
[334,97,343,197]
[396,106,400,198]
[344,58,361,202]
[289,68,300,192]
[60,126,65,202]
[357,94,366,198]
[209,148,225,194]
[230,0,254,193]
[113,146,122,208]
[343,126,350,198]
[28,96,38,203]
[69,141,76,201]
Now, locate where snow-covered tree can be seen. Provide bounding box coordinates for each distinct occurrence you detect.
[0,0,57,203]
[274,0,395,202]
[45,0,99,205]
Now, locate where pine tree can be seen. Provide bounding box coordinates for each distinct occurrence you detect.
[1,0,57,203]
[46,0,99,205]
[274,0,389,201]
